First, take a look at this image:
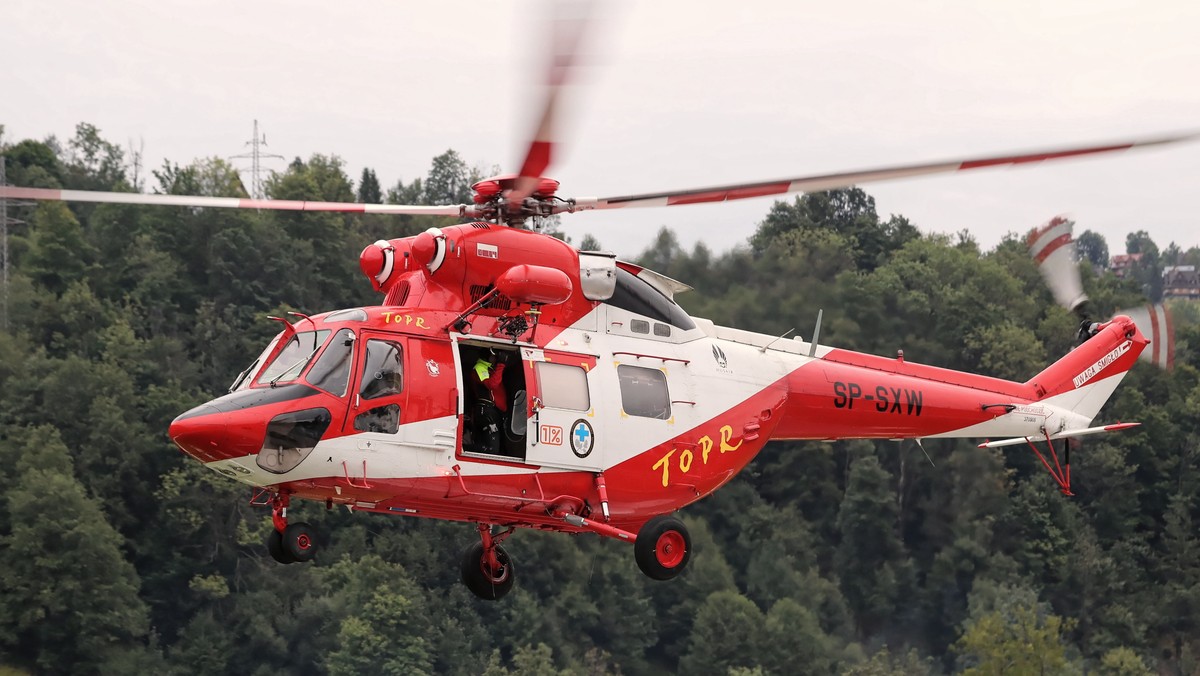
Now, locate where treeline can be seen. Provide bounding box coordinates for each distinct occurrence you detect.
[1,123,1199,675]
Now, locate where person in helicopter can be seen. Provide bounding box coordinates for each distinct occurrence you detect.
[471,350,509,454]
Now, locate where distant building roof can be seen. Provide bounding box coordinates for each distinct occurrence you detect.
[1109,253,1143,278]
[1164,265,1200,299]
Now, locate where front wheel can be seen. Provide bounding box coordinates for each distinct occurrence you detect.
[282,522,317,563]
[266,529,296,564]
[460,541,515,600]
[635,515,691,580]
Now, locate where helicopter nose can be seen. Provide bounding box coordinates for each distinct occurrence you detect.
[170,405,229,463]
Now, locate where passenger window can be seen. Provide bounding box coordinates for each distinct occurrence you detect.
[617,365,671,419]
[307,329,355,396]
[535,362,590,411]
[359,339,403,400]
[653,323,671,337]
[630,319,650,334]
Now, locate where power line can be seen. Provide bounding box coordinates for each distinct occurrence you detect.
[229,120,284,200]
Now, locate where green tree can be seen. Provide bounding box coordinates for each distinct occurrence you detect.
[64,122,127,191]
[0,428,150,674]
[23,201,95,296]
[955,602,1074,675]
[678,590,764,676]
[760,598,837,675]
[836,453,912,638]
[1076,229,1109,268]
[425,149,470,205]
[1096,647,1153,675]
[358,167,383,204]
[327,590,435,675]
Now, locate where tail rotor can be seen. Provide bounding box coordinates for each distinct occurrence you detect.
[1027,216,1174,371]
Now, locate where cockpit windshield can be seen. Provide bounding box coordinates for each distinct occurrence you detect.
[255,330,332,387]
[230,333,282,392]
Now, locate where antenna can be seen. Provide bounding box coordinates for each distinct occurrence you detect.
[807,309,823,358]
[229,120,284,199]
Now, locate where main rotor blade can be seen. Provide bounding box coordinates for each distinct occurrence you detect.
[0,186,465,216]
[573,131,1199,211]
[510,0,595,203]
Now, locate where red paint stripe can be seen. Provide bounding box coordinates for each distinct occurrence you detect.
[1026,216,1069,247]
[1103,422,1141,432]
[1164,305,1175,370]
[1148,304,1161,368]
[519,141,553,180]
[1033,233,1072,264]
[666,181,791,206]
[959,143,1135,170]
[0,186,63,200]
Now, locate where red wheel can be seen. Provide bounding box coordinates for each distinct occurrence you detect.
[460,541,516,600]
[283,522,317,563]
[635,515,692,580]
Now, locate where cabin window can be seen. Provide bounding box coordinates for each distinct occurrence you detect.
[535,362,590,411]
[354,403,400,434]
[630,319,650,334]
[617,365,671,420]
[653,323,671,337]
[359,339,404,400]
[306,329,355,397]
[608,268,696,330]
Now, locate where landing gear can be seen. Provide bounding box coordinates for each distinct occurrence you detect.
[461,524,516,600]
[267,529,295,564]
[264,492,318,564]
[635,515,692,580]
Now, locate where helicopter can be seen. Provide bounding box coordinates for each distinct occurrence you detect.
[1,12,1194,600]
[2,140,1182,600]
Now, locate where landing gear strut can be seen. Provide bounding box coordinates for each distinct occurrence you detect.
[461,524,516,600]
[264,492,318,565]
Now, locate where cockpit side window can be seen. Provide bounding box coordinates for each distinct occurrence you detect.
[359,339,404,400]
[230,333,282,392]
[306,329,355,397]
[256,330,331,386]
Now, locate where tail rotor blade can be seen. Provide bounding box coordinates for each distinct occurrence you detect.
[1027,215,1088,314]
[1119,304,1175,371]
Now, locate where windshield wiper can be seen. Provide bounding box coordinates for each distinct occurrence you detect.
[269,346,323,388]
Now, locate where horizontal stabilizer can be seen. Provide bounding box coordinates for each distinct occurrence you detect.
[977,422,1140,448]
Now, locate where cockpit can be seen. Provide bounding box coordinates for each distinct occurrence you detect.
[171,308,413,475]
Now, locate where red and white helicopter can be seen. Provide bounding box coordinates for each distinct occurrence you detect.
[1,15,1192,599]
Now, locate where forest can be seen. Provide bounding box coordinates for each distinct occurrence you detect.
[1,123,1199,675]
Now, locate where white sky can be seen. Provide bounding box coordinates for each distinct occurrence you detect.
[3,0,1198,260]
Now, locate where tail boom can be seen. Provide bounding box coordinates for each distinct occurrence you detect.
[768,315,1147,442]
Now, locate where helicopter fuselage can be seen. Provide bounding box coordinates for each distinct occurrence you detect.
[169,223,1146,536]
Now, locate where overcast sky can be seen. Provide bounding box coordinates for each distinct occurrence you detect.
[3,0,1198,260]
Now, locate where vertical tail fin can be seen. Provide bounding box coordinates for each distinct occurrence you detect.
[1025,315,1147,422]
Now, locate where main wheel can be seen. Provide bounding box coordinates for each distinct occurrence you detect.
[282,522,317,563]
[635,515,692,580]
[460,541,515,600]
[267,529,296,564]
